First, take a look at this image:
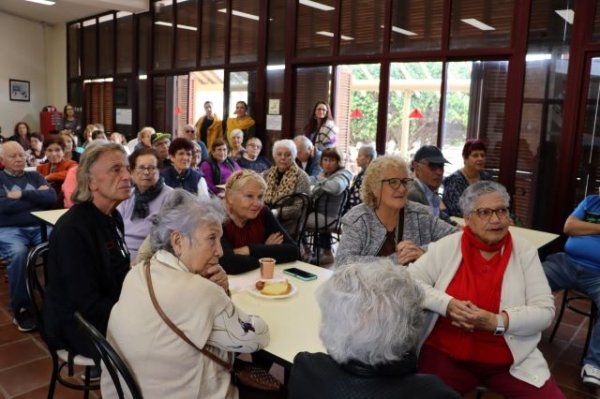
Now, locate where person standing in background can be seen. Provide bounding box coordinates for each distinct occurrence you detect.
[224,101,255,147]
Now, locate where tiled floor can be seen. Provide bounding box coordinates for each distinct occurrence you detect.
[0,273,599,398]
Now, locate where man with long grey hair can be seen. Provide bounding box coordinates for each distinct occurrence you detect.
[44,143,133,366]
[289,260,459,398]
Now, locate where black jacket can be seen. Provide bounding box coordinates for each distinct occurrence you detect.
[289,352,460,399]
[43,201,131,357]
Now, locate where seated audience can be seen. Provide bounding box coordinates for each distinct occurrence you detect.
[179,124,209,161]
[91,130,107,141]
[336,156,457,267]
[345,144,376,213]
[229,128,245,160]
[220,170,298,275]
[61,103,82,137]
[200,138,241,196]
[294,135,322,184]
[117,148,173,262]
[289,260,460,399]
[408,145,454,225]
[190,140,203,171]
[102,190,269,399]
[10,121,31,151]
[543,190,600,387]
[306,147,352,265]
[409,181,562,397]
[109,132,130,153]
[27,132,46,166]
[0,142,57,332]
[443,139,492,217]
[151,132,171,165]
[81,124,98,149]
[236,137,271,173]
[132,126,155,152]
[44,143,132,361]
[59,130,81,162]
[160,138,209,198]
[36,135,78,206]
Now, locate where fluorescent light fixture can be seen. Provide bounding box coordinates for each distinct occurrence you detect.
[382,25,417,36]
[155,21,198,31]
[25,0,55,5]
[555,9,574,24]
[99,15,113,23]
[526,53,552,62]
[139,74,148,80]
[461,18,495,31]
[299,0,334,12]
[316,31,334,38]
[340,35,354,41]
[267,65,285,71]
[82,19,96,27]
[217,8,260,21]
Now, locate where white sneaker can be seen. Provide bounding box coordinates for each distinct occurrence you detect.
[581,364,600,387]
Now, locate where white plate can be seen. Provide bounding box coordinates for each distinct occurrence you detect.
[248,281,297,299]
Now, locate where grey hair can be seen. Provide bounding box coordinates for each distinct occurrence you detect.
[149,189,227,254]
[230,128,244,138]
[361,155,409,209]
[183,124,196,134]
[272,139,297,160]
[293,135,313,152]
[318,260,424,365]
[458,180,510,216]
[72,143,127,204]
[358,145,377,161]
[137,126,155,140]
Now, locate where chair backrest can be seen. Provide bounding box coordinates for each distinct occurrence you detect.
[25,242,49,339]
[271,192,310,242]
[74,312,143,399]
[313,189,350,233]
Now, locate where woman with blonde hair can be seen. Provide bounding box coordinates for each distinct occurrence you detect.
[220,169,298,274]
[336,155,456,267]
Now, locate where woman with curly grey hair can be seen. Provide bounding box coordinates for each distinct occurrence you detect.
[335,155,457,267]
[408,181,562,397]
[102,189,270,399]
[289,260,459,399]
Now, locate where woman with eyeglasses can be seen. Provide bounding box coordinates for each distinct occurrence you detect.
[117,148,173,262]
[336,156,456,267]
[408,181,562,398]
[236,137,272,173]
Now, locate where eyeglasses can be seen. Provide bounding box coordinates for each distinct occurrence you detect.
[185,129,194,133]
[135,166,158,174]
[472,207,510,220]
[381,177,413,190]
[247,144,262,149]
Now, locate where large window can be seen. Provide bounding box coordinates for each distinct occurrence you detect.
[390,0,443,52]
[296,0,336,58]
[294,66,332,136]
[449,0,515,49]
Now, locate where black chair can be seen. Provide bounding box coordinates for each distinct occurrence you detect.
[74,312,143,399]
[25,242,100,399]
[271,192,310,242]
[304,189,349,265]
[549,289,597,363]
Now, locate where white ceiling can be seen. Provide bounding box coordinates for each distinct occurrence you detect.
[0,0,148,25]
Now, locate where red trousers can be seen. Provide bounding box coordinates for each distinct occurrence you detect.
[418,345,565,399]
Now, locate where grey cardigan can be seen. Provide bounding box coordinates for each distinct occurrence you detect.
[335,202,458,267]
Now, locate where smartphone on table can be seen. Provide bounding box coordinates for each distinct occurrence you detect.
[283,267,318,281]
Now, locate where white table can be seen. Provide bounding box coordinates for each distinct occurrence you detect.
[229,261,331,365]
[31,208,68,240]
[450,216,559,249]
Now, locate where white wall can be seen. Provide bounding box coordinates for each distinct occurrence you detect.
[0,12,66,139]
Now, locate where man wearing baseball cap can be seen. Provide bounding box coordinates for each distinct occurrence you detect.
[151,132,171,166]
[408,145,452,222]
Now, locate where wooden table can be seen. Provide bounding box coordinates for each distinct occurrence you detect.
[450,216,559,250]
[31,208,67,241]
[229,261,331,366]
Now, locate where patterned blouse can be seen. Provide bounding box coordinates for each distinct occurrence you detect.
[442,169,492,217]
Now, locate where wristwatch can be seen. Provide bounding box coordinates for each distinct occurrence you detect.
[493,314,506,336]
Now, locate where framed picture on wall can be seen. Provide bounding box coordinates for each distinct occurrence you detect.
[9,79,30,102]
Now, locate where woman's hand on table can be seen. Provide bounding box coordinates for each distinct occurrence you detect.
[395,240,425,265]
[265,232,284,245]
[203,264,229,293]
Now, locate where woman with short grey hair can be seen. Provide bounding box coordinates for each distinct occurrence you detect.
[336,155,457,267]
[289,260,459,399]
[408,181,561,397]
[103,189,270,399]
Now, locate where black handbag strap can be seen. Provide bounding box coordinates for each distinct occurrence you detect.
[144,260,232,371]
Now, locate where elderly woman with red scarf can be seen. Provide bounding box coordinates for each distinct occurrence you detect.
[408,181,564,398]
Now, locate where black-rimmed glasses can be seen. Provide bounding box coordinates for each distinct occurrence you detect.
[381,177,413,190]
[472,207,510,220]
[135,166,158,174]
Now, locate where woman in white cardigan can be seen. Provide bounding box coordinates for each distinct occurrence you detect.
[408,181,564,398]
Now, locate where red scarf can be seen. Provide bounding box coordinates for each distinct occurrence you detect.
[425,227,513,363]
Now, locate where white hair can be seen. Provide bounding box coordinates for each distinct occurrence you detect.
[358,145,377,161]
[293,135,313,152]
[458,180,510,216]
[318,259,424,365]
[149,189,227,254]
[272,139,297,160]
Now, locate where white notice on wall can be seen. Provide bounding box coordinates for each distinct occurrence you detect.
[268,99,280,114]
[116,108,132,125]
[266,114,282,131]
